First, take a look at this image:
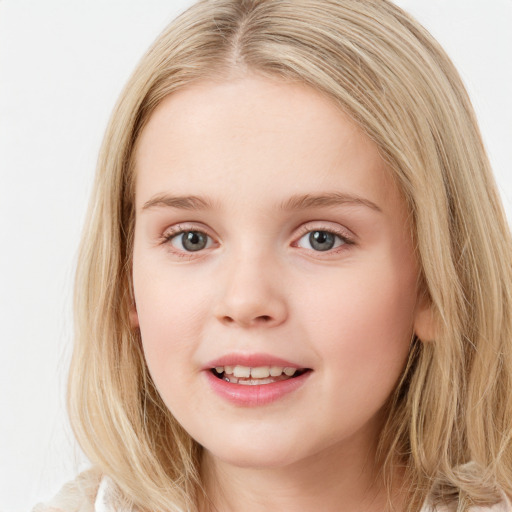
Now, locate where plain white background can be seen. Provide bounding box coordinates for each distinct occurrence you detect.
[0,1,510,510]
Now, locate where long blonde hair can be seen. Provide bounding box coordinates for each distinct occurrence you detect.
[68,1,512,511]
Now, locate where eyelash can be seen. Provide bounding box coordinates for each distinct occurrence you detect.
[293,224,355,253]
[160,223,355,257]
[160,224,214,259]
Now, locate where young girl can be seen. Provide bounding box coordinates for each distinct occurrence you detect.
[35,0,512,511]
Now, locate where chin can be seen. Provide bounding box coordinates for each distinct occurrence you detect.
[213,450,302,470]
[201,434,313,470]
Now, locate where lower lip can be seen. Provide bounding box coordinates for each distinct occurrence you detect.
[204,370,311,406]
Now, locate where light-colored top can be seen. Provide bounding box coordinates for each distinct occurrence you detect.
[33,472,512,512]
[32,472,134,512]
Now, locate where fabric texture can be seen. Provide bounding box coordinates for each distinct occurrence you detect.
[32,471,135,512]
[32,470,101,512]
[33,471,512,512]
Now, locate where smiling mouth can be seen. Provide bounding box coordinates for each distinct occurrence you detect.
[210,365,310,385]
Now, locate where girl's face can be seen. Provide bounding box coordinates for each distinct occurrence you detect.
[132,75,428,471]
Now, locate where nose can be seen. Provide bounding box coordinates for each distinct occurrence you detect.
[214,254,288,328]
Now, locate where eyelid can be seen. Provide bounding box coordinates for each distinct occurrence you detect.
[160,223,218,256]
[162,223,212,239]
[158,221,355,257]
[292,222,356,250]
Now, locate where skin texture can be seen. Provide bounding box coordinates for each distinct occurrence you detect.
[131,74,430,512]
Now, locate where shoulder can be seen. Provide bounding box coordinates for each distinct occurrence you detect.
[422,493,512,512]
[469,494,512,512]
[32,470,133,512]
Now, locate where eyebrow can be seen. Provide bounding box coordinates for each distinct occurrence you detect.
[279,192,382,213]
[141,192,381,213]
[142,194,216,211]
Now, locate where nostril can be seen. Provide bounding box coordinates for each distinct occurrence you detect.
[221,314,273,325]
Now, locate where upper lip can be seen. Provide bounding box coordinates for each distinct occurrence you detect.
[204,353,307,370]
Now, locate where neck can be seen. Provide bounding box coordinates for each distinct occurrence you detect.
[199,437,401,512]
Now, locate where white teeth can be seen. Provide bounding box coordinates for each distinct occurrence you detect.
[213,364,302,379]
[270,366,283,376]
[233,365,251,378]
[238,378,275,385]
[250,366,270,378]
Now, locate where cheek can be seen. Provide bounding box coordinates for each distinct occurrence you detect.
[298,258,417,382]
[132,263,208,377]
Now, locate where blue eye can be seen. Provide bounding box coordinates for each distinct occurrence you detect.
[170,231,213,252]
[297,230,346,252]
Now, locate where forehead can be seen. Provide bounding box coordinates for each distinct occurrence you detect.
[133,75,401,214]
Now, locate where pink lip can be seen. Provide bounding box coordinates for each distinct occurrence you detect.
[204,353,305,370]
[204,370,311,407]
[203,353,312,407]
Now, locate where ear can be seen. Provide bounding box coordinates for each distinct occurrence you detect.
[129,301,140,329]
[413,294,436,342]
